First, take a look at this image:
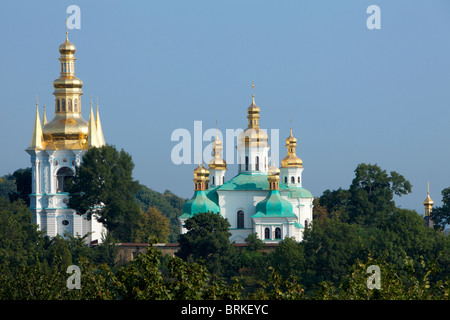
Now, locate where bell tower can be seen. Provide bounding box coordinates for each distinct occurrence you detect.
[26,27,106,244]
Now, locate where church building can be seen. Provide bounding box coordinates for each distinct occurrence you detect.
[26,30,106,244]
[179,92,314,243]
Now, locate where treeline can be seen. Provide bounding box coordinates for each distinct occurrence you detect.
[0,145,449,299]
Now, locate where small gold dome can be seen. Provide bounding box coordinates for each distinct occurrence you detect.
[59,35,76,54]
[268,164,280,176]
[423,194,434,206]
[281,128,303,168]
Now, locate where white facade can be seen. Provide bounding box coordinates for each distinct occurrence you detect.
[27,149,106,244]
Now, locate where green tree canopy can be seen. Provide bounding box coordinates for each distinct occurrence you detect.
[67,145,141,242]
[176,212,239,279]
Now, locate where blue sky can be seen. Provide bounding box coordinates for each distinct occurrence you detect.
[1,0,450,214]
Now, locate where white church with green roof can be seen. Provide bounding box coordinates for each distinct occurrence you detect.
[179,93,314,243]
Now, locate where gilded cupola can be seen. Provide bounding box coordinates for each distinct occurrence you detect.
[281,127,303,168]
[423,182,434,217]
[32,29,105,151]
[209,128,227,171]
[238,94,269,148]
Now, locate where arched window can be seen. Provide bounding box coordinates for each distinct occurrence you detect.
[212,176,215,185]
[56,99,60,112]
[56,167,74,193]
[223,176,224,184]
[298,176,300,183]
[291,176,295,184]
[255,156,260,171]
[284,177,287,183]
[61,99,66,112]
[237,210,244,229]
[264,227,270,239]
[305,220,309,229]
[68,99,72,112]
[74,98,78,112]
[245,156,249,171]
[275,227,281,239]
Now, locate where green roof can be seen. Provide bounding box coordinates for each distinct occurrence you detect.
[218,173,289,191]
[288,187,313,199]
[252,190,297,218]
[179,190,220,219]
[294,222,304,229]
[206,185,220,205]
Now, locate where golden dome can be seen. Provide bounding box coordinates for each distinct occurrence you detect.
[281,127,303,168]
[268,163,280,176]
[423,194,434,206]
[209,135,227,170]
[42,113,88,149]
[238,95,269,147]
[59,34,76,54]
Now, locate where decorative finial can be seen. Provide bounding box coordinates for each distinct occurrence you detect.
[96,97,99,109]
[36,95,38,108]
[251,81,255,97]
[427,181,430,195]
[65,18,69,40]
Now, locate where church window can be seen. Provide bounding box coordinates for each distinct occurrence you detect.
[264,227,270,239]
[275,227,281,239]
[56,167,74,193]
[237,210,244,229]
[62,99,66,111]
[68,99,72,112]
[62,220,70,226]
[305,220,309,229]
[298,177,300,183]
[245,156,249,171]
[291,176,295,184]
[284,177,287,183]
[212,176,215,185]
[74,98,78,112]
[223,176,224,184]
[255,156,259,171]
[56,99,60,112]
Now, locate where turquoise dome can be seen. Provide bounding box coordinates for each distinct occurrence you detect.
[179,190,220,219]
[252,190,297,218]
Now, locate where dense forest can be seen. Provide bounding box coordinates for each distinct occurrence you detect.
[0,146,448,300]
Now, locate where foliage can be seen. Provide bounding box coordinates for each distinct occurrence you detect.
[134,185,185,243]
[67,145,141,242]
[431,187,450,230]
[132,206,171,243]
[176,212,239,280]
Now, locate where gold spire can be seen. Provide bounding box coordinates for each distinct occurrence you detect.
[209,120,227,170]
[28,99,44,150]
[423,181,434,216]
[42,105,47,126]
[87,102,99,148]
[281,125,303,168]
[95,99,105,146]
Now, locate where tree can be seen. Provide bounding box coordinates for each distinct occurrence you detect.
[176,212,239,279]
[9,168,32,206]
[430,187,450,230]
[269,237,305,280]
[348,163,411,226]
[132,206,170,243]
[67,145,141,242]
